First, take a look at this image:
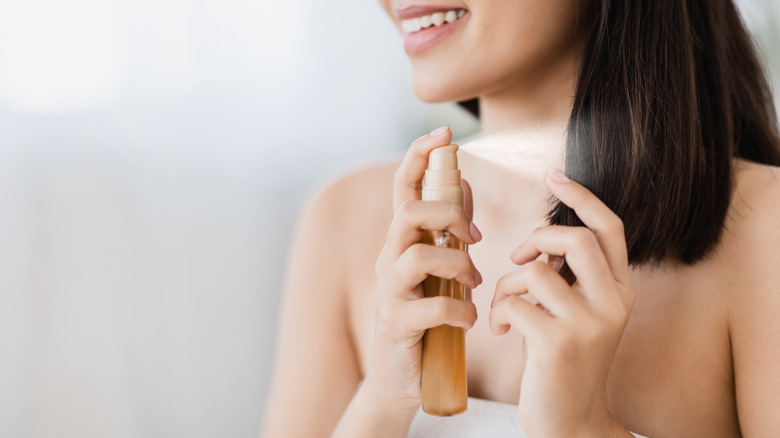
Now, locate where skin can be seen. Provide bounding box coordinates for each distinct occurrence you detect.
[262,0,780,436]
[385,0,593,133]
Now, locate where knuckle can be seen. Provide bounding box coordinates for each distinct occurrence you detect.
[459,206,471,224]
[404,243,427,265]
[376,302,396,326]
[623,287,636,312]
[443,250,472,282]
[573,190,589,205]
[609,215,625,234]
[392,168,405,185]
[605,308,628,329]
[606,295,632,325]
[456,301,476,327]
[374,271,398,299]
[431,297,453,319]
[494,276,508,294]
[397,199,415,217]
[596,270,616,288]
[445,202,464,222]
[573,226,597,247]
[525,260,548,277]
[523,226,544,245]
[467,302,478,321]
[455,250,473,269]
[487,303,498,321]
[495,275,506,294]
[490,296,506,312]
[407,140,428,159]
[465,310,477,328]
[410,135,427,147]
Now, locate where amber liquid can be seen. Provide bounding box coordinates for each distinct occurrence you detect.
[420,229,468,416]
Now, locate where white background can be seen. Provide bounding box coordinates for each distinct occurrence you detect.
[0,0,776,437]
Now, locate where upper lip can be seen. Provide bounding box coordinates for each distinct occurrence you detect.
[393,4,465,20]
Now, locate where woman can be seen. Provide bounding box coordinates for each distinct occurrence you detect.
[262,0,780,436]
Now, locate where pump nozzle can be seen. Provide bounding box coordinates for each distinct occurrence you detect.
[422,144,463,206]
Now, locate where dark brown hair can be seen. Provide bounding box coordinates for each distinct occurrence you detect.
[459,0,780,280]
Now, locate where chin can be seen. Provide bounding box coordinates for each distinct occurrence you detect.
[410,72,477,104]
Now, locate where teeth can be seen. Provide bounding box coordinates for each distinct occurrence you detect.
[412,17,422,32]
[444,10,457,23]
[400,8,467,35]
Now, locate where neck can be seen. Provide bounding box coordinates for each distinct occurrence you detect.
[459,53,581,217]
[479,62,578,138]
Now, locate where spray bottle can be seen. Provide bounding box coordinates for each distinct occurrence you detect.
[420,144,468,416]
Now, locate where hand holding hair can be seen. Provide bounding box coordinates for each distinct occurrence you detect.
[489,169,635,437]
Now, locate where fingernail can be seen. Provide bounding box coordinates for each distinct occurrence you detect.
[475,269,483,286]
[429,126,449,136]
[510,242,523,260]
[469,222,482,242]
[548,168,570,184]
[510,230,531,260]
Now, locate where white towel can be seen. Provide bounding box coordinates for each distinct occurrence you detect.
[408,397,649,438]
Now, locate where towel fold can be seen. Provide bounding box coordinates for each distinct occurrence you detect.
[407,397,648,438]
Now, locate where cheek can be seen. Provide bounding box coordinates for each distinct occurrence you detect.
[409,0,588,102]
[482,10,574,76]
[483,5,582,77]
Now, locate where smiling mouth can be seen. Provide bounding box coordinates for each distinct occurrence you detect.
[400,9,467,35]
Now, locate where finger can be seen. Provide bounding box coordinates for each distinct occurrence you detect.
[459,179,477,301]
[546,169,630,285]
[462,178,474,220]
[510,225,614,304]
[393,126,453,212]
[383,200,481,263]
[397,296,478,334]
[489,295,551,337]
[384,244,480,298]
[492,260,586,318]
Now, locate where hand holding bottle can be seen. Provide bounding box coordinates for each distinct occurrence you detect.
[363,126,482,417]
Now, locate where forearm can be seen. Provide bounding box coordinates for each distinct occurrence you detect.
[331,380,418,438]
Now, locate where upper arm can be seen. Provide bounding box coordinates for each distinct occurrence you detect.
[261,176,363,438]
[729,164,780,436]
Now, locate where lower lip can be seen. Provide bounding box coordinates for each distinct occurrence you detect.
[403,13,468,56]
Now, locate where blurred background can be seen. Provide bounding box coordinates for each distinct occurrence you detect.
[0,0,776,437]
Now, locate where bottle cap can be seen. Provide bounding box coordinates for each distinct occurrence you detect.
[422,145,463,206]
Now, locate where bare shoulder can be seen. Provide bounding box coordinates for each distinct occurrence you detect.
[727,157,780,256]
[716,157,780,287]
[726,160,780,434]
[724,156,780,316]
[290,158,399,271]
[306,158,401,230]
[261,158,403,437]
[329,158,400,206]
[299,157,402,239]
[301,158,402,272]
